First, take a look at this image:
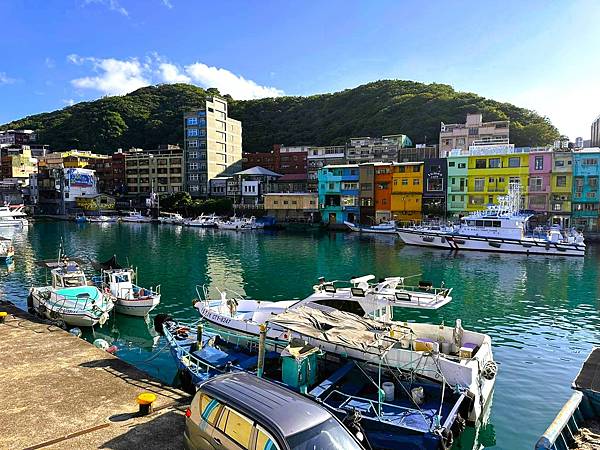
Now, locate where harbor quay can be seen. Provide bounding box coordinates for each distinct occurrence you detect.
[0,303,190,450]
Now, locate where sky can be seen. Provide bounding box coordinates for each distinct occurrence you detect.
[1,0,599,140]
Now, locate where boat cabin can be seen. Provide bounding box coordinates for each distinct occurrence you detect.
[459,212,527,240]
[51,262,88,288]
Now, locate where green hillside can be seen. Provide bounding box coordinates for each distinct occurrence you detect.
[2,80,560,153]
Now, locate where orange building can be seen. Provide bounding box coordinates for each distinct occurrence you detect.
[391,161,424,222]
[374,163,393,221]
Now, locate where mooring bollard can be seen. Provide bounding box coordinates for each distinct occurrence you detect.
[257,324,266,378]
[136,392,157,416]
[0,312,7,324]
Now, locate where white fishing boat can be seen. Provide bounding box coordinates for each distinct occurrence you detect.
[0,204,28,227]
[216,215,261,230]
[88,215,117,223]
[92,256,160,317]
[0,237,14,262]
[157,212,185,225]
[121,210,152,223]
[29,258,114,327]
[184,213,218,227]
[194,291,495,423]
[397,183,585,256]
[344,220,397,235]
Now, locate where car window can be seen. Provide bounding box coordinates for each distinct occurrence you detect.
[200,394,222,425]
[287,417,362,450]
[218,406,253,449]
[255,424,280,450]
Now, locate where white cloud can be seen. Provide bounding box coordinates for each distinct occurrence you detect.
[70,57,150,95]
[45,57,56,69]
[63,99,75,106]
[158,63,190,83]
[0,72,16,85]
[185,63,284,99]
[83,0,128,16]
[67,54,284,100]
[161,0,173,8]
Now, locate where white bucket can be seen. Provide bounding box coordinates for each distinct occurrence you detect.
[382,381,395,401]
[441,342,452,354]
[411,386,424,405]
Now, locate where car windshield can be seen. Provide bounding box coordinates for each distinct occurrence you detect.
[287,417,362,450]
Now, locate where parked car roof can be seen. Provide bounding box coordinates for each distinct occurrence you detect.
[199,372,331,437]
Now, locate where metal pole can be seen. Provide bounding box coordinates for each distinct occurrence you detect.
[196,323,203,349]
[257,324,266,378]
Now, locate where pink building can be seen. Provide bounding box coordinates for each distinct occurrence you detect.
[527,149,552,213]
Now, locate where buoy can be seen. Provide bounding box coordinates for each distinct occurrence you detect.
[106,345,118,354]
[69,327,82,338]
[136,392,157,415]
[0,311,7,324]
[93,338,109,350]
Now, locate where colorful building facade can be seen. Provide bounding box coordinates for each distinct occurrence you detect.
[318,164,359,224]
[447,155,468,216]
[391,162,423,222]
[422,158,447,218]
[572,149,600,231]
[526,149,552,214]
[550,150,573,228]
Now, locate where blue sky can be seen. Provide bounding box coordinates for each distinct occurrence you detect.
[0,0,599,139]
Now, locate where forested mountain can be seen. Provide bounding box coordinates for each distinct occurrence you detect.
[2,80,560,153]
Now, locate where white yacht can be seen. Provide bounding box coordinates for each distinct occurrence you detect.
[344,220,397,235]
[184,213,218,227]
[157,212,185,225]
[29,258,114,327]
[397,184,585,256]
[216,215,261,230]
[87,215,117,223]
[0,204,28,227]
[121,210,151,223]
[93,256,160,317]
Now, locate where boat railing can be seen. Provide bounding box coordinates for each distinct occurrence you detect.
[44,288,110,314]
[321,388,436,432]
[535,391,584,450]
[196,284,246,306]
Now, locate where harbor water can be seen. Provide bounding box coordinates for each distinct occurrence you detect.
[1,222,599,449]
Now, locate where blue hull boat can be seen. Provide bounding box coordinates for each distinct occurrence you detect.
[536,347,600,449]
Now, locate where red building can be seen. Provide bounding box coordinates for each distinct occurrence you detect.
[88,150,127,195]
[243,144,308,175]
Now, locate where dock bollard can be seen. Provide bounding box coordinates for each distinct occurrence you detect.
[136,393,157,416]
[257,324,266,378]
[0,312,7,324]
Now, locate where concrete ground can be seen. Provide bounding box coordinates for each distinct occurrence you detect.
[0,304,190,450]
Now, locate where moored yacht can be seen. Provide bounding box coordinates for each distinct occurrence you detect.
[344,220,397,234]
[397,184,585,256]
[0,237,14,262]
[29,258,114,327]
[0,204,28,227]
[121,210,151,223]
[184,213,218,227]
[157,212,185,225]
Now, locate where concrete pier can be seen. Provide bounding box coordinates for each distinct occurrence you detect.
[0,304,190,450]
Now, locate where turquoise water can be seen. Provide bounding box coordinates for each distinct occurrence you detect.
[1,222,599,449]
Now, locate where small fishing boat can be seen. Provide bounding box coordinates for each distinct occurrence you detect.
[92,255,160,317]
[216,216,261,230]
[121,210,151,223]
[397,184,585,256]
[0,237,14,262]
[29,258,114,327]
[537,347,600,450]
[184,213,218,227]
[157,212,185,225]
[0,204,28,227]
[344,220,397,235]
[87,215,117,223]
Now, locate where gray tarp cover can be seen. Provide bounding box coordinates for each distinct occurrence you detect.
[268,306,396,353]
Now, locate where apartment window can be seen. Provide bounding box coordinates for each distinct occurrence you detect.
[457,138,465,145]
[188,140,198,148]
[430,165,441,172]
[509,176,521,185]
[458,163,466,169]
[328,182,334,190]
[583,158,598,165]
[427,178,443,191]
[534,156,544,170]
[530,177,542,191]
[189,151,198,159]
[190,185,199,192]
[198,119,206,127]
[488,196,494,203]
[401,179,408,186]
[187,128,198,137]
[186,117,198,126]
[188,163,198,171]
[489,158,501,168]
[216,131,226,141]
[553,203,562,211]
[451,178,456,184]
[448,161,456,167]
[508,157,520,168]
[474,178,485,192]
[468,127,479,136]
[589,177,598,188]
[412,165,420,172]
[475,159,486,169]
[443,139,452,146]
[555,159,565,167]
[587,191,597,199]
[556,175,567,187]
[413,179,420,185]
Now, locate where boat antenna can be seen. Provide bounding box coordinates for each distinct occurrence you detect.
[57,237,63,264]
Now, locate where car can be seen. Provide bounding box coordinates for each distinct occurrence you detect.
[183,371,366,450]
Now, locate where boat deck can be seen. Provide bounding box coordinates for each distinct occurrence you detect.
[0,303,190,449]
[574,347,600,392]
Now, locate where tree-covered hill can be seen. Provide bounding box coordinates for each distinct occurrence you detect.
[1,80,560,153]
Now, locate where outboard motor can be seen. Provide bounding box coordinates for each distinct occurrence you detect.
[342,408,372,450]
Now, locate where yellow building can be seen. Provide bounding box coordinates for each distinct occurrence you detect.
[76,194,116,211]
[391,162,423,221]
[0,148,37,180]
[466,152,529,211]
[264,193,319,222]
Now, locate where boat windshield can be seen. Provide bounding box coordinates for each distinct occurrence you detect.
[62,275,86,287]
[287,417,362,450]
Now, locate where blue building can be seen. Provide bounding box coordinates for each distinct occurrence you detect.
[572,149,600,231]
[317,164,359,225]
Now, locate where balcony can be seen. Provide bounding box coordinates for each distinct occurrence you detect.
[449,186,466,193]
[449,201,465,209]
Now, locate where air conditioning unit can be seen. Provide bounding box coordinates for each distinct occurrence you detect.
[561,196,567,201]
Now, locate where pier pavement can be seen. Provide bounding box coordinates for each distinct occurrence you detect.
[0,304,190,450]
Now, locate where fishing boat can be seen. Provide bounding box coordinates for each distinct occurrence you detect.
[537,347,600,450]
[87,215,117,223]
[74,214,87,223]
[397,184,585,256]
[28,258,114,327]
[92,255,160,317]
[216,216,261,230]
[0,237,14,262]
[157,316,467,450]
[194,288,495,423]
[0,204,28,227]
[184,213,218,227]
[344,220,397,235]
[121,210,151,223]
[157,212,185,225]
